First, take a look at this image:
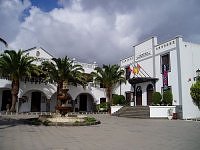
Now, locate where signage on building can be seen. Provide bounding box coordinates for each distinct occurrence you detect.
[136,51,151,60]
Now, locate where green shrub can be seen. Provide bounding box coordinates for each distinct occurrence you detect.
[112,94,126,105]
[190,81,200,109]
[163,90,173,105]
[84,117,96,123]
[96,102,110,111]
[152,92,162,105]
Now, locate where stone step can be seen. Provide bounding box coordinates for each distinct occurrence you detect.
[114,106,150,119]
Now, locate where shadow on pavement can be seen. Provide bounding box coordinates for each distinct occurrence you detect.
[0,116,34,128]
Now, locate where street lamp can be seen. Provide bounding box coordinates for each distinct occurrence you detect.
[194,69,200,81]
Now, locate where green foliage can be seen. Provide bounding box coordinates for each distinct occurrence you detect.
[42,56,87,88]
[0,50,40,111]
[162,90,173,105]
[152,92,162,105]
[112,94,126,105]
[92,64,126,104]
[27,118,43,125]
[0,50,40,79]
[84,117,96,123]
[190,81,200,109]
[96,102,110,111]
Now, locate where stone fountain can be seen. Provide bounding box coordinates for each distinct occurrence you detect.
[56,81,72,116]
[56,88,72,116]
[36,81,100,126]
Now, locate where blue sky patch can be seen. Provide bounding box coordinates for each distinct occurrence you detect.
[30,0,63,12]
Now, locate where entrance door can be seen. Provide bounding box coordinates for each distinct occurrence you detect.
[136,86,142,106]
[79,94,87,111]
[31,92,41,112]
[1,90,11,111]
[147,84,154,105]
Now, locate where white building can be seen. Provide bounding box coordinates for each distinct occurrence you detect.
[117,36,200,119]
[0,47,106,113]
[0,35,200,119]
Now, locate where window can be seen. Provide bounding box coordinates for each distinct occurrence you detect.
[36,51,40,57]
[161,53,171,73]
[125,91,134,102]
[100,98,106,103]
[100,83,105,88]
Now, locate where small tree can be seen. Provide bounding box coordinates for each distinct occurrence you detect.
[162,90,173,105]
[190,81,200,109]
[152,92,162,105]
[92,64,126,105]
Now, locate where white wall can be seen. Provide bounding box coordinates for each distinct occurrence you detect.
[154,47,180,105]
[0,79,12,89]
[179,40,200,119]
[136,58,154,77]
[19,82,57,99]
[134,37,156,62]
[18,90,47,112]
[24,47,53,66]
[69,84,106,104]
[150,106,176,118]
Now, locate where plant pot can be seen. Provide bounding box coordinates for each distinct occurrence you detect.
[168,115,173,120]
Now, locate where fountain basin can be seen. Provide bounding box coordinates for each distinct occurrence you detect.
[36,114,101,126]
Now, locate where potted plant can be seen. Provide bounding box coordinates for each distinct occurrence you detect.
[167,108,173,120]
[152,92,162,105]
[163,90,173,105]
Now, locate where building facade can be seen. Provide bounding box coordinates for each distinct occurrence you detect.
[117,36,200,119]
[0,47,106,113]
[0,36,200,119]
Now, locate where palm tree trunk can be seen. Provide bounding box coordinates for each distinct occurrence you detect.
[106,87,113,105]
[10,80,19,112]
[57,81,63,107]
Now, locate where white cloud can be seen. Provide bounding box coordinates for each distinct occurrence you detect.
[1,0,200,64]
[10,0,136,64]
[0,0,30,42]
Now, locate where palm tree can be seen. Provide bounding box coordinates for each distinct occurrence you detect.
[41,56,87,106]
[0,37,8,47]
[92,64,126,105]
[0,50,40,111]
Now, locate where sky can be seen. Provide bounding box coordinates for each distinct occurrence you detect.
[0,0,200,65]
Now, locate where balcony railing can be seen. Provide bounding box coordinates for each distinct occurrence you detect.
[0,76,53,84]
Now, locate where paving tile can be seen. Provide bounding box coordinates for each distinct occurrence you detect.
[0,114,200,150]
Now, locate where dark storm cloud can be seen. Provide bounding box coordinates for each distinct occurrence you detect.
[80,0,200,43]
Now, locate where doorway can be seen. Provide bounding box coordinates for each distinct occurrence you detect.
[31,92,41,112]
[147,84,154,105]
[136,86,142,106]
[79,94,87,111]
[1,90,11,111]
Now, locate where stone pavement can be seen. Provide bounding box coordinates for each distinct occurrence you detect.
[0,114,200,150]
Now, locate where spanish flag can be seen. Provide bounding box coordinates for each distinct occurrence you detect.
[133,67,139,74]
[132,64,141,74]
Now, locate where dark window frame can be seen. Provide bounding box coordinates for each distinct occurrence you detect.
[160,52,171,74]
[100,98,106,103]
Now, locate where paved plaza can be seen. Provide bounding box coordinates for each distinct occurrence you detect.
[0,114,200,150]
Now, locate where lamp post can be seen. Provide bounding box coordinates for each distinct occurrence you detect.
[194,69,200,81]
